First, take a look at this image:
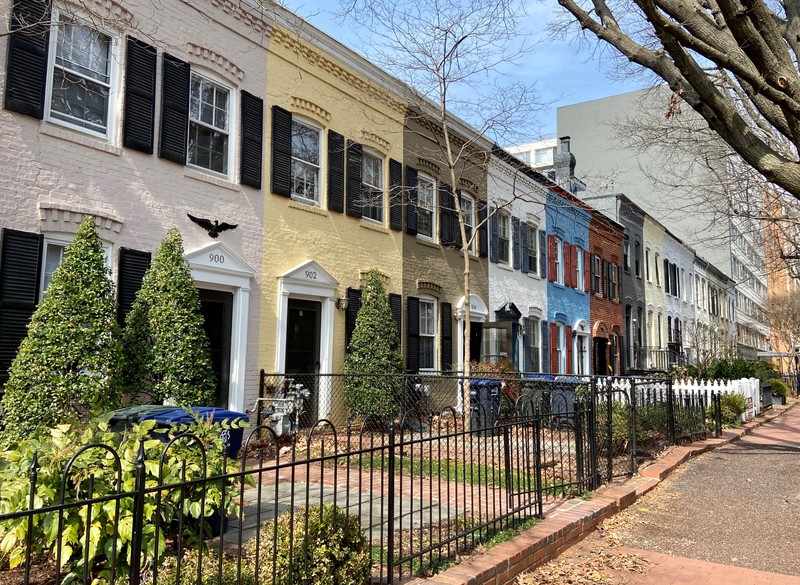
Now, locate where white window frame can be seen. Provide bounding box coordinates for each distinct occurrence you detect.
[555,238,564,285]
[574,333,589,376]
[416,174,436,241]
[555,323,566,374]
[527,225,539,276]
[290,117,322,205]
[528,317,541,373]
[361,150,384,223]
[461,192,476,254]
[497,211,510,264]
[419,298,437,371]
[43,10,120,141]
[40,234,111,298]
[646,248,651,281]
[575,247,584,291]
[187,70,235,179]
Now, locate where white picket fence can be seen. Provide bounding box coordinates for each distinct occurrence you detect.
[673,377,761,421]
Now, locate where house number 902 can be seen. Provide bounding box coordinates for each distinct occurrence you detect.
[305,271,317,279]
[209,253,225,264]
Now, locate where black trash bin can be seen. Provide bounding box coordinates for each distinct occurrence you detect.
[761,382,773,410]
[469,378,501,433]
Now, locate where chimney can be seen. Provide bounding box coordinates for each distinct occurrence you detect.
[554,136,576,186]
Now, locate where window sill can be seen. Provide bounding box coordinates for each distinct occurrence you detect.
[40,123,121,156]
[288,199,329,217]
[496,263,514,272]
[415,238,441,250]
[527,272,541,280]
[360,220,388,234]
[184,168,241,192]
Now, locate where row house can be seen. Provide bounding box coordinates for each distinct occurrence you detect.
[618,197,647,371]
[662,229,695,366]
[0,0,272,412]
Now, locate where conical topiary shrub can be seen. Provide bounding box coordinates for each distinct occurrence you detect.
[1,217,122,437]
[343,269,404,420]
[122,227,215,406]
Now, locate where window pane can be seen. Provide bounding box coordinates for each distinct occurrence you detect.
[418,177,435,238]
[291,121,320,201]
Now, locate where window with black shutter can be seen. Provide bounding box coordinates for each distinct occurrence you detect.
[389,159,403,230]
[406,296,420,372]
[4,0,51,119]
[440,301,452,371]
[346,141,363,218]
[477,200,488,257]
[439,183,452,245]
[123,37,157,153]
[405,166,418,235]
[0,229,43,383]
[159,53,190,165]
[512,216,521,270]
[271,106,292,197]
[489,207,499,263]
[389,293,402,338]
[539,230,547,278]
[345,287,362,352]
[327,130,345,212]
[240,90,264,188]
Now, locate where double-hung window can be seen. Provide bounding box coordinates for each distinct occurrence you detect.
[47,14,116,137]
[528,318,541,373]
[419,299,436,370]
[556,323,565,374]
[527,226,538,275]
[555,238,563,284]
[188,73,231,175]
[575,247,583,291]
[40,235,111,298]
[498,212,510,264]
[362,152,384,222]
[291,119,321,203]
[417,175,436,240]
[609,263,618,301]
[592,254,601,294]
[461,193,475,253]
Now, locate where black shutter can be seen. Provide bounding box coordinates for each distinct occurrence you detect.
[123,37,157,153]
[4,0,51,118]
[345,287,362,352]
[441,301,452,371]
[522,317,531,372]
[489,207,499,263]
[539,230,547,278]
[271,105,292,197]
[0,229,43,382]
[389,159,403,230]
[451,190,462,248]
[406,296,420,373]
[405,166,418,235]
[389,292,402,338]
[478,200,488,257]
[512,216,521,270]
[240,90,264,188]
[327,130,345,212]
[521,221,529,273]
[117,248,150,325]
[439,183,452,246]
[346,140,363,218]
[158,53,190,165]
[540,319,550,374]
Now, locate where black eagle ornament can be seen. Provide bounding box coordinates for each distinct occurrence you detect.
[187,214,238,238]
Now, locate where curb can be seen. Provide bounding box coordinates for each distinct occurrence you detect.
[411,400,798,585]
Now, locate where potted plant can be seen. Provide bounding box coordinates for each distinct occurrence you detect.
[770,379,789,406]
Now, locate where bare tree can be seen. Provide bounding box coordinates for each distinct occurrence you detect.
[338,0,546,423]
[552,0,800,201]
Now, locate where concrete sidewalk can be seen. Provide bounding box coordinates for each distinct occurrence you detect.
[413,400,799,585]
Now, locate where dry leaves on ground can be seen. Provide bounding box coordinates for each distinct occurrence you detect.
[518,545,652,584]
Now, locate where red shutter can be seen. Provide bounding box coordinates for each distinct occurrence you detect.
[584,251,591,292]
[549,323,558,373]
[565,325,573,375]
[563,242,572,286]
[548,235,556,282]
[572,246,579,289]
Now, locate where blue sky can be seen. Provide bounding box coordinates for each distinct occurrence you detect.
[280,1,649,140]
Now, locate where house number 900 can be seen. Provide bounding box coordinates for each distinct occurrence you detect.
[305,271,317,279]
[209,253,225,264]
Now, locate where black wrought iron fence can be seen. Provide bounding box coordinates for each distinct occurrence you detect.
[0,373,720,585]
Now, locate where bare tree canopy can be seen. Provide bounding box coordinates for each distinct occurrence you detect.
[553,0,800,200]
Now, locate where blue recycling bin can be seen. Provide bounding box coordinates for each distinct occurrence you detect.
[140,407,249,458]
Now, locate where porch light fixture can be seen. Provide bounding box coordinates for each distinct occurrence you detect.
[336,296,349,310]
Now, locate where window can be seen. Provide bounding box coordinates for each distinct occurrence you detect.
[417,175,436,240]
[623,241,630,272]
[461,193,475,253]
[534,147,555,165]
[575,248,583,291]
[609,263,618,301]
[527,318,541,373]
[655,254,661,285]
[47,14,116,137]
[291,119,321,203]
[555,323,565,374]
[188,73,231,175]
[554,238,563,284]
[419,299,436,370]
[498,212,510,264]
[634,242,641,278]
[657,314,663,347]
[645,248,651,281]
[527,226,538,276]
[40,236,111,298]
[361,152,384,222]
[663,258,670,292]
[591,254,601,294]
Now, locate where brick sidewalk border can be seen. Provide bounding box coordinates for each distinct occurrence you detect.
[409,400,799,585]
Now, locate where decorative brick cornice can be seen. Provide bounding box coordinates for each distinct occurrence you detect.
[64,0,137,29]
[291,96,331,123]
[272,27,406,114]
[187,44,244,83]
[360,270,390,285]
[360,130,390,153]
[206,0,271,35]
[417,158,440,176]
[38,201,124,237]
[458,178,478,194]
[416,280,442,295]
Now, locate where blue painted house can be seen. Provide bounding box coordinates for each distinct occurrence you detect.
[544,189,592,375]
